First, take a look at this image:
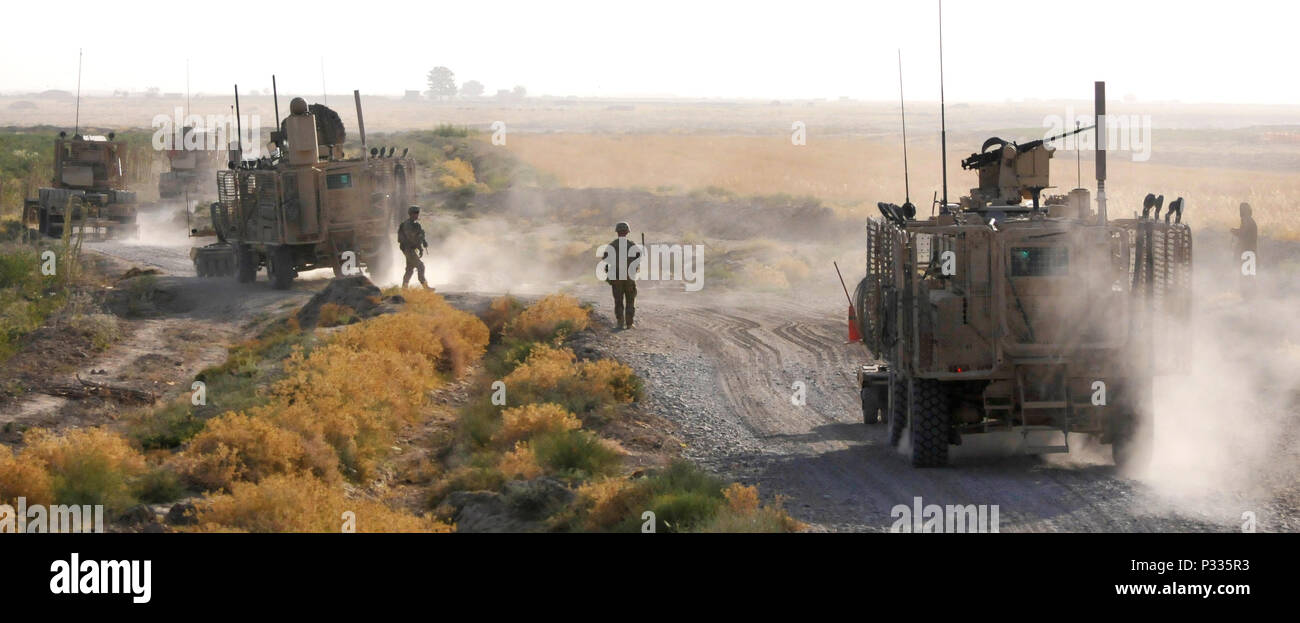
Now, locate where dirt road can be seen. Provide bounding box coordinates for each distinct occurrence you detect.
[32,226,1297,533]
[583,286,1299,532]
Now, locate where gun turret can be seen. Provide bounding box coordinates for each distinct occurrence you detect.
[960,125,1095,210]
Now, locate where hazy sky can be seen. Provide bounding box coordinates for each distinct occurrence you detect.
[1,0,1294,104]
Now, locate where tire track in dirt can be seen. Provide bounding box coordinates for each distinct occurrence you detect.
[591,288,1236,532]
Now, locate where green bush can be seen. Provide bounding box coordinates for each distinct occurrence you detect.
[531,430,621,480]
[134,467,186,504]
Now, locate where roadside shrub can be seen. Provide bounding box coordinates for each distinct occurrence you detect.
[573,477,641,531]
[191,473,449,533]
[183,413,338,492]
[0,244,64,360]
[316,302,356,328]
[481,295,524,337]
[505,294,589,343]
[20,427,147,512]
[389,289,490,375]
[0,444,55,506]
[697,490,804,533]
[438,158,476,190]
[134,466,186,504]
[493,403,581,447]
[129,401,206,450]
[501,345,640,420]
[498,442,543,480]
[427,465,507,506]
[484,337,537,377]
[530,430,621,480]
[503,344,578,394]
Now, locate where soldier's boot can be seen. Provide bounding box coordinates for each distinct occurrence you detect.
[625,310,634,329]
[615,312,625,330]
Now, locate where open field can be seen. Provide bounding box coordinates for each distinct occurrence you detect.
[503,132,1300,238]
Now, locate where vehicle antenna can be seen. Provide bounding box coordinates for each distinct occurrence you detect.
[73,49,83,137]
[938,0,949,212]
[898,49,911,208]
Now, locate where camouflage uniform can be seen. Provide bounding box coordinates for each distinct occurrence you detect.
[398,216,429,288]
[603,234,641,329]
[1232,202,1258,299]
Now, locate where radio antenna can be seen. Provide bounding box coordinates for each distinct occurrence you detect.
[320,57,327,105]
[1075,120,1082,188]
[898,49,911,208]
[73,48,83,137]
[937,0,949,211]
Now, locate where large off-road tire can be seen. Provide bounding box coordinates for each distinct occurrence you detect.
[1110,412,1153,471]
[268,245,296,290]
[908,378,950,467]
[235,244,257,284]
[861,385,881,425]
[887,373,907,447]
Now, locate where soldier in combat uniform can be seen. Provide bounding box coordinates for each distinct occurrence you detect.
[398,205,431,289]
[1231,202,1258,299]
[602,221,641,330]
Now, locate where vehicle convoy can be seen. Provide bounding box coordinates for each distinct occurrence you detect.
[853,82,1192,468]
[159,127,224,200]
[23,132,138,239]
[193,85,414,287]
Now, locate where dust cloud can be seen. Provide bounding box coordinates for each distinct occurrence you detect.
[1143,232,1300,519]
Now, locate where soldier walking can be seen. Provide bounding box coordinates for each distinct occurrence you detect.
[1231,202,1258,299]
[398,205,431,289]
[602,221,642,330]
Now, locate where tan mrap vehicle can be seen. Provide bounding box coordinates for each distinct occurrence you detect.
[23,132,138,240]
[853,82,1192,469]
[194,90,414,286]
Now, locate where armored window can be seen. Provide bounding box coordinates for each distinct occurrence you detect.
[326,173,353,190]
[1010,246,1068,276]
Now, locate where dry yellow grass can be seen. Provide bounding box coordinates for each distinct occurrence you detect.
[190,473,451,533]
[506,133,1300,238]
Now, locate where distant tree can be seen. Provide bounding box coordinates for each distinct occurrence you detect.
[146,87,161,98]
[426,67,457,100]
[460,80,485,98]
[511,85,527,100]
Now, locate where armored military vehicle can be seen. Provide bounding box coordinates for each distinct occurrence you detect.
[853,82,1192,468]
[23,132,138,239]
[159,127,224,200]
[193,86,414,287]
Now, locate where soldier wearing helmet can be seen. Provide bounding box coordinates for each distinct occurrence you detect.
[1231,202,1257,299]
[601,221,641,329]
[398,205,431,289]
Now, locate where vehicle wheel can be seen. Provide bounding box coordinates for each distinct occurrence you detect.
[860,385,881,425]
[235,244,257,283]
[38,209,49,236]
[196,255,209,277]
[268,245,296,290]
[887,373,907,447]
[1110,412,1152,471]
[908,378,950,467]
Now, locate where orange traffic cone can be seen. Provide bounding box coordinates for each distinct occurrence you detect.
[847,304,861,343]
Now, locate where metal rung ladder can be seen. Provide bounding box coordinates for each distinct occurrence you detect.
[1016,363,1072,454]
